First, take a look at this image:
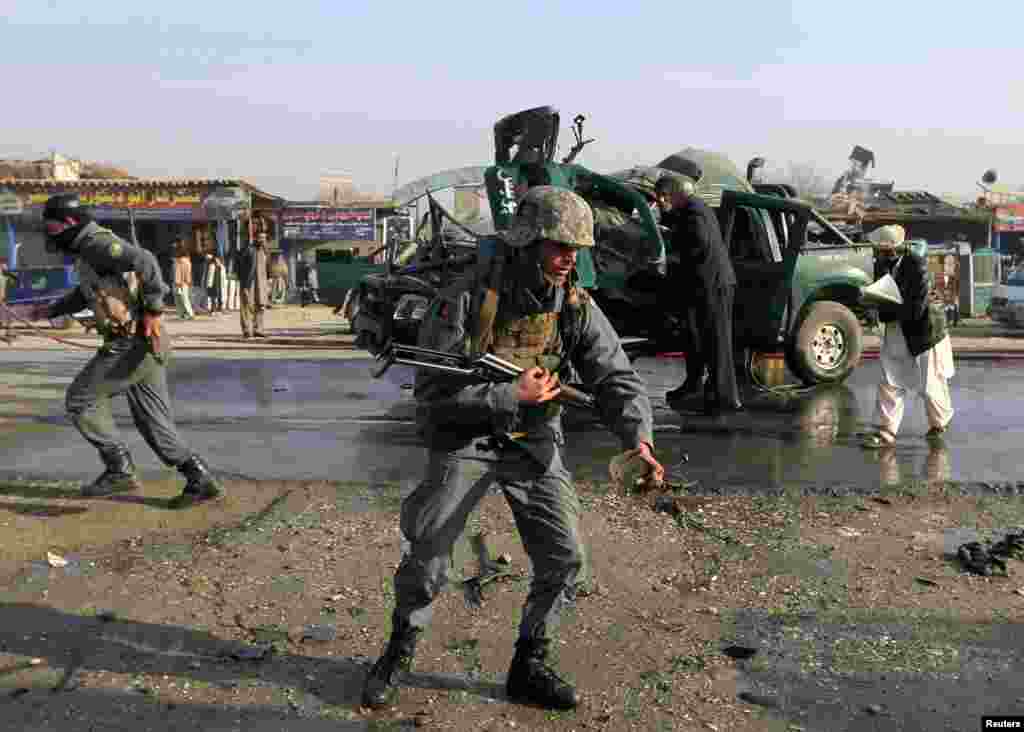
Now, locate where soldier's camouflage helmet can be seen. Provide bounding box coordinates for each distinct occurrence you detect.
[505,185,595,249]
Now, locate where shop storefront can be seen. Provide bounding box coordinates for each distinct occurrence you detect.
[0,178,283,305]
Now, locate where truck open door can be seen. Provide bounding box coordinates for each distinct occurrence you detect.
[720,191,800,351]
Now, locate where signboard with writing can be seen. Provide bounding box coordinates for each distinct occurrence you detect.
[281,208,376,241]
[26,190,204,208]
[994,204,1024,233]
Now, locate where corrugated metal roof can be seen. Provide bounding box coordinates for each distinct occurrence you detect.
[0,177,283,201]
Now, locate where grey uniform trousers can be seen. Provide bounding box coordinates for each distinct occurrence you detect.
[65,335,192,467]
[394,437,584,642]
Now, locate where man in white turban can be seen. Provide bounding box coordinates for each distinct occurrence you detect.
[862,224,954,447]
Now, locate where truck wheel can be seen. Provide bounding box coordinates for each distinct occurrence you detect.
[788,301,863,385]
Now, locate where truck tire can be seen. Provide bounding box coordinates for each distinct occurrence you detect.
[787,300,863,385]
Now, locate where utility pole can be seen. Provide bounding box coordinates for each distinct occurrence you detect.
[393,154,400,197]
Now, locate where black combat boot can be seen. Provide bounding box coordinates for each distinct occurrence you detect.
[168,456,225,508]
[81,447,143,497]
[361,618,421,709]
[506,638,579,710]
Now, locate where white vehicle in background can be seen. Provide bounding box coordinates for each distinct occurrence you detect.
[991,269,1024,327]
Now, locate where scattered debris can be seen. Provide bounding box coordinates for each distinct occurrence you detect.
[722,645,758,660]
[301,624,338,643]
[462,533,515,609]
[46,552,68,568]
[956,542,1008,576]
[865,704,885,716]
[224,643,273,662]
[738,691,780,708]
[991,530,1024,560]
[871,497,893,505]
[653,494,683,517]
[837,527,863,539]
[914,577,940,587]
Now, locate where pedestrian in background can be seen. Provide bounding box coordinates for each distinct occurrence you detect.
[225,244,240,312]
[237,230,269,338]
[862,224,954,447]
[205,251,226,313]
[306,255,320,305]
[172,239,194,320]
[655,172,742,414]
[29,194,224,507]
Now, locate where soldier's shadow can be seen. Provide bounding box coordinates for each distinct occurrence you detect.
[0,603,507,710]
[0,603,367,707]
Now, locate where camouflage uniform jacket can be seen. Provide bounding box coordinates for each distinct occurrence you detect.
[48,222,168,340]
[414,275,654,459]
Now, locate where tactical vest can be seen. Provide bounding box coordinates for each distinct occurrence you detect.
[486,286,589,423]
[76,237,139,340]
[489,311,562,372]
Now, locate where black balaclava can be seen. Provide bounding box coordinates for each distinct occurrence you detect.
[45,214,92,253]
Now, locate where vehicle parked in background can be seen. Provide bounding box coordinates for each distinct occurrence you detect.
[991,269,1024,326]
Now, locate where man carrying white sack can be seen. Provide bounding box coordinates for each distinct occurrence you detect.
[861,224,954,448]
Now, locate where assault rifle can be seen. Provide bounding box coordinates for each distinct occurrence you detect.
[371,340,596,411]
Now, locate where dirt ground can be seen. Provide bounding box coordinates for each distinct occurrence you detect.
[2,468,1024,731]
[4,307,1024,729]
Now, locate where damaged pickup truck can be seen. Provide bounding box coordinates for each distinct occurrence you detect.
[352,106,874,385]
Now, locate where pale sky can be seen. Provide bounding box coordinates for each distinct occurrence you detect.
[1,0,1021,201]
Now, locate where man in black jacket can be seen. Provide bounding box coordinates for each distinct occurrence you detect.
[655,173,742,414]
[862,225,954,447]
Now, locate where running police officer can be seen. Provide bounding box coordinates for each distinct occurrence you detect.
[29,194,224,507]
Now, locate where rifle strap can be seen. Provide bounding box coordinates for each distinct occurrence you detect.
[469,236,505,355]
[471,287,499,355]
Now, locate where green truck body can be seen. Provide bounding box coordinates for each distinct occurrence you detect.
[351,108,876,385]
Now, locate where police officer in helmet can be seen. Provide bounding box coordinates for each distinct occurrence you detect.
[30,193,224,507]
[361,186,664,711]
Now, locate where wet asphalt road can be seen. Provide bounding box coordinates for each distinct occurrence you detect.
[5,351,1024,730]
[0,349,1020,492]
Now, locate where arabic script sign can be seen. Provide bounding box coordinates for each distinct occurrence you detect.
[26,190,202,208]
[281,208,376,241]
[994,204,1024,233]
